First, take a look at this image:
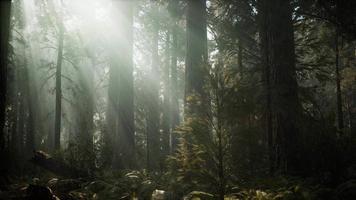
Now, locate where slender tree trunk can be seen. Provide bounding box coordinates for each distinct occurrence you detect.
[9,85,18,158]
[216,90,225,200]
[17,66,26,162]
[170,11,180,153]
[162,31,171,161]
[11,89,21,160]
[24,58,36,157]
[237,39,243,78]
[106,62,118,165]
[54,16,64,150]
[351,80,356,134]
[335,28,344,135]
[0,0,12,156]
[147,7,160,171]
[185,0,208,118]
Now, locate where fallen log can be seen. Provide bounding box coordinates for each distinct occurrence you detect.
[30,150,89,178]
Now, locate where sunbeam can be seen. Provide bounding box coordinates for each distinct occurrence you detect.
[1,0,356,199]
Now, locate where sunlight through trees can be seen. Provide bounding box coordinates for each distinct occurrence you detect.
[1,0,356,199]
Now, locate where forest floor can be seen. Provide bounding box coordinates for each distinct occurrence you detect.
[1,151,356,200]
[1,173,356,200]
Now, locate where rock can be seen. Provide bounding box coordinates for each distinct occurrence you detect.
[183,191,214,200]
[26,184,59,200]
[336,180,356,200]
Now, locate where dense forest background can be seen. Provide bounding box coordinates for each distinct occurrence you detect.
[1,0,356,199]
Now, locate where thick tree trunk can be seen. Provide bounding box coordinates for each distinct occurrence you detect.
[147,8,160,171]
[185,0,209,118]
[258,0,274,175]
[54,16,64,150]
[110,0,135,169]
[0,0,11,156]
[259,0,300,174]
[74,59,95,171]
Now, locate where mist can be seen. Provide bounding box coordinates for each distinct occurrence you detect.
[1,0,356,199]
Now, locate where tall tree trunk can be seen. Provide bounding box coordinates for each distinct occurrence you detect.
[74,61,94,171]
[185,0,208,118]
[106,61,118,165]
[17,65,26,165]
[259,0,300,174]
[0,1,11,183]
[110,0,135,169]
[0,0,12,156]
[258,0,274,175]
[170,1,180,153]
[335,28,344,135]
[351,80,356,134]
[54,15,64,150]
[237,39,243,78]
[9,84,18,159]
[147,7,160,171]
[162,31,171,161]
[215,78,225,200]
[24,57,36,157]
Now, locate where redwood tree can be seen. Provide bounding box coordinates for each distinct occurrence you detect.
[0,0,12,154]
[259,0,300,174]
[185,0,208,118]
[109,0,135,169]
[146,4,160,171]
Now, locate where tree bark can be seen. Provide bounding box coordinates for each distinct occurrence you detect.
[54,14,64,150]
[162,31,171,160]
[185,0,209,118]
[169,0,180,153]
[259,0,300,174]
[351,80,356,134]
[335,28,344,135]
[147,6,160,171]
[110,0,135,169]
[258,0,274,175]
[237,39,243,78]
[0,0,12,156]
[24,59,36,157]
[216,86,225,200]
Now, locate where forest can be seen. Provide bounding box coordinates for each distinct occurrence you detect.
[0,0,356,199]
